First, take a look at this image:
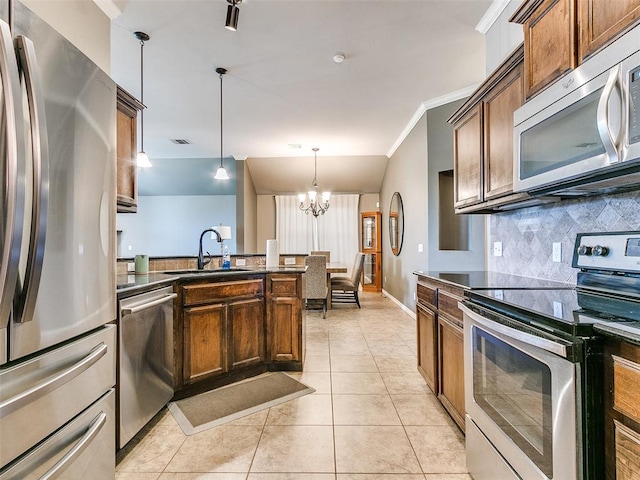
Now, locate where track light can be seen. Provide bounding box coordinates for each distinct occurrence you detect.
[225,0,241,31]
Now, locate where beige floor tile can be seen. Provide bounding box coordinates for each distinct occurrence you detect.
[333,394,401,425]
[405,426,466,474]
[331,372,387,395]
[391,394,453,426]
[381,372,431,395]
[337,475,426,480]
[266,393,333,425]
[334,426,422,474]
[374,356,418,373]
[330,341,371,356]
[225,409,269,426]
[423,475,472,479]
[248,475,336,480]
[286,372,332,394]
[165,425,262,473]
[368,343,416,357]
[116,474,161,480]
[251,425,335,473]
[159,474,247,479]
[116,425,186,473]
[304,355,331,372]
[330,355,378,373]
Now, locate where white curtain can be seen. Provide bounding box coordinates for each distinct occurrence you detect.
[276,194,360,274]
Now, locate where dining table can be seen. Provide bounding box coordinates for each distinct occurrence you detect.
[326,261,348,309]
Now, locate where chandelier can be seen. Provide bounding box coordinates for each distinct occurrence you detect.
[298,148,330,217]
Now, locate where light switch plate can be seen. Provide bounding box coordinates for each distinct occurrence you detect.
[236,258,246,266]
[284,257,296,265]
[493,242,503,257]
[418,243,423,252]
[552,242,562,262]
[127,262,135,272]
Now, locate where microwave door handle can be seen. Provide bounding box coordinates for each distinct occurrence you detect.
[597,65,622,163]
[13,36,49,324]
[0,20,26,330]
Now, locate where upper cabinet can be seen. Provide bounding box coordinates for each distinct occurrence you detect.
[116,87,144,213]
[449,45,534,213]
[511,0,640,99]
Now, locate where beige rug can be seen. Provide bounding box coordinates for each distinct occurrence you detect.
[168,372,315,435]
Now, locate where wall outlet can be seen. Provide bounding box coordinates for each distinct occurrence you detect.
[418,243,423,253]
[552,242,562,262]
[553,301,563,318]
[284,257,296,265]
[236,258,246,266]
[127,262,135,272]
[493,241,503,257]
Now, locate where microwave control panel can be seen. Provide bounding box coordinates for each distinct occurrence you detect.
[629,66,640,144]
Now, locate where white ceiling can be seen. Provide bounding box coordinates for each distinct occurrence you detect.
[110,0,491,194]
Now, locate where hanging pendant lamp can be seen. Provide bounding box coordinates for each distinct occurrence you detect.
[214,67,230,180]
[134,31,152,168]
[225,0,241,31]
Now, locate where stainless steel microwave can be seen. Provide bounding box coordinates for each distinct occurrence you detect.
[513,24,640,196]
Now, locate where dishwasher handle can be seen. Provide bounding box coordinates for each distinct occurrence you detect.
[121,293,177,316]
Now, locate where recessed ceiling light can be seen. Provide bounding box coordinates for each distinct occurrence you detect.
[333,52,345,63]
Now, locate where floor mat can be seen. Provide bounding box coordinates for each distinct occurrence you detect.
[168,372,315,435]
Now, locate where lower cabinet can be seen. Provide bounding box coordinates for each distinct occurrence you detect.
[604,338,640,480]
[415,275,466,433]
[228,298,265,370]
[183,303,227,382]
[266,274,304,365]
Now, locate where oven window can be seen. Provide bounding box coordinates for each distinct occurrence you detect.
[472,327,553,477]
[520,88,606,180]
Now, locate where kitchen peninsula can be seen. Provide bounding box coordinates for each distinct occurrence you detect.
[117,264,306,400]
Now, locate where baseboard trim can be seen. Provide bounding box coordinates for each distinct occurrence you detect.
[382,289,416,320]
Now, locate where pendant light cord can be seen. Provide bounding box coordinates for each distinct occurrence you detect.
[220,71,224,169]
[139,35,145,151]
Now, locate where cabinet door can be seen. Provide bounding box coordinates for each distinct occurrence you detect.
[268,297,300,362]
[522,0,576,98]
[417,303,437,394]
[453,104,483,208]
[116,87,142,213]
[183,303,226,383]
[579,0,640,62]
[438,314,465,432]
[483,62,524,200]
[228,298,265,370]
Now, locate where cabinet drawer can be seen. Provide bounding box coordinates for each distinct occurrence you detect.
[183,279,264,306]
[613,355,640,424]
[417,282,437,309]
[438,290,463,324]
[269,276,299,296]
[614,420,640,480]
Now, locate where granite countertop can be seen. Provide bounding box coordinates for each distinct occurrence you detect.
[413,270,572,290]
[117,265,306,294]
[594,321,640,346]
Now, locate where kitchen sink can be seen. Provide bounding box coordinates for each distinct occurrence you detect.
[164,268,253,274]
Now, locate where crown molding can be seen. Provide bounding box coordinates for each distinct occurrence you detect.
[93,0,121,20]
[475,0,511,34]
[386,84,480,159]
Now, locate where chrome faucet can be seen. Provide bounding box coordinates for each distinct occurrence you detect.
[197,228,222,270]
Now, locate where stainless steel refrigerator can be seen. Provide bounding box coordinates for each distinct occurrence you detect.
[0,1,116,478]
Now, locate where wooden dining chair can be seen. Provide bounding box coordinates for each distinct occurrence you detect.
[330,252,365,308]
[304,255,328,318]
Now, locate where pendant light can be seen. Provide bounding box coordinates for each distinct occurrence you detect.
[298,147,330,216]
[134,31,152,168]
[225,0,241,31]
[214,67,230,180]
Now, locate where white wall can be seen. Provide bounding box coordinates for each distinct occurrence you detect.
[483,0,523,74]
[117,195,237,257]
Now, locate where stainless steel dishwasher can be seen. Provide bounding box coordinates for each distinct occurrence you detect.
[118,285,176,449]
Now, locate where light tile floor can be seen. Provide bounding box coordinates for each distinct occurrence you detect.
[116,292,471,480]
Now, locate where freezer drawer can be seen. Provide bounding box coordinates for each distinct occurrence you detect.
[0,325,116,468]
[0,389,115,479]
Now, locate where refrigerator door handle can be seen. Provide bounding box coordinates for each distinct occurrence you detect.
[0,342,108,418]
[13,35,50,324]
[38,412,107,480]
[0,20,26,330]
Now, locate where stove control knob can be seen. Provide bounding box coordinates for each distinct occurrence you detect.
[592,245,609,257]
[578,245,592,256]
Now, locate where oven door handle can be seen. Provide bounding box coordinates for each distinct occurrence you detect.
[460,303,569,358]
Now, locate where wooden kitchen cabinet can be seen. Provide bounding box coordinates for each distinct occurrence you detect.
[228,298,265,371]
[116,86,144,213]
[415,275,465,432]
[183,303,226,382]
[604,338,640,480]
[449,45,531,213]
[266,274,304,366]
[511,0,640,99]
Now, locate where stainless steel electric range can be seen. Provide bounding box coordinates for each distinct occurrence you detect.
[460,231,640,480]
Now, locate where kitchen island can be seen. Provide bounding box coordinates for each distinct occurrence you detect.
[117,266,306,400]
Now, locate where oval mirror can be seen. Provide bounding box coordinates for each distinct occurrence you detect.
[389,192,404,256]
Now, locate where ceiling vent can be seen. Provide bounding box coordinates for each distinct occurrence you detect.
[171,139,191,145]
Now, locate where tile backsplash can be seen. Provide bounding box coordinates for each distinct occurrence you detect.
[488,191,640,283]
